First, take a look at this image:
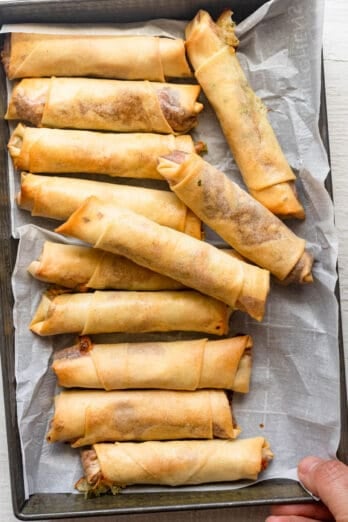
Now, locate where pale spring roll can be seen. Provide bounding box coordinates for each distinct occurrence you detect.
[158,151,313,283]
[52,335,252,392]
[56,198,270,321]
[76,438,273,491]
[17,173,202,238]
[5,77,203,134]
[28,242,184,291]
[46,389,240,446]
[30,290,230,336]
[2,33,192,81]
[185,10,305,219]
[8,124,199,179]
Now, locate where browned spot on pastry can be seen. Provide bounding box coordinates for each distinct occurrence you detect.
[200,168,284,245]
[78,92,148,128]
[158,87,198,133]
[13,89,46,126]
[212,422,231,438]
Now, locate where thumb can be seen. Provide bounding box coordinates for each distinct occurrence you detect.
[298,456,348,522]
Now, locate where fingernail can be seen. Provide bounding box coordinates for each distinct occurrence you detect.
[298,456,322,478]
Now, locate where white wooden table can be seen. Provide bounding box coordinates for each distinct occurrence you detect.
[1,0,347,520]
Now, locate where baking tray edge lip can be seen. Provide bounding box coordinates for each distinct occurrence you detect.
[15,488,314,520]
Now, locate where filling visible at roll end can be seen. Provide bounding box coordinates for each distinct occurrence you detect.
[261,439,274,471]
[76,448,122,497]
[281,251,313,285]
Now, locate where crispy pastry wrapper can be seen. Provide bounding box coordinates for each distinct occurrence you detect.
[5,77,203,134]
[157,151,313,283]
[17,172,202,238]
[28,241,184,291]
[8,123,197,179]
[46,389,240,446]
[30,290,230,336]
[56,197,270,321]
[76,438,273,489]
[52,335,252,392]
[2,32,192,81]
[185,10,305,219]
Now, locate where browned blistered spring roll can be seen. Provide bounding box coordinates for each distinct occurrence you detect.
[158,151,313,284]
[28,242,184,291]
[8,124,198,179]
[46,389,240,447]
[77,438,273,490]
[185,10,305,219]
[52,335,252,392]
[2,33,192,81]
[56,197,270,321]
[5,77,203,134]
[30,290,230,336]
[17,173,201,238]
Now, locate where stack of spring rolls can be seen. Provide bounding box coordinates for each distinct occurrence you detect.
[2,9,318,494]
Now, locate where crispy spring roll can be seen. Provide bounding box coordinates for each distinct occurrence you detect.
[30,290,230,336]
[28,242,184,291]
[76,438,273,491]
[46,389,240,446]
[5,77,203,134]
[17,173,202,238]
[185,10,305,219]
[2,33,192,81]
[52,335,252,392]
[8,124,198,179]
[56,197,270,321]
[158,152,313,283]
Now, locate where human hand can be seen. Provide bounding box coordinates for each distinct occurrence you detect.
[266,456,348,522]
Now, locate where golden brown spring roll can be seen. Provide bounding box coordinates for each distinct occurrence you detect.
[77,438,273,491]
[52,335,252,392]
[5,77,203,134]
[46,389,240,446]
[158,152,313,283]
[30,290,230,336]
[56,197,270,321]
[8,124,198,179]
[28,242,184,291]
[185,10,305,219]
[17,173,202,238]
[2,33,192,81]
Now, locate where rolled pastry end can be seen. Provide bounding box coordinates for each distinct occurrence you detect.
[250,182,305,220]
[7,123,25,166]
[185,10,238,71]
[280,251,314,285]
[16,172,36,211]
[29,293,52,335]
[5,78,49,126]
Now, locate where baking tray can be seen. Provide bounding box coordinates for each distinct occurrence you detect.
[0,0,347,519]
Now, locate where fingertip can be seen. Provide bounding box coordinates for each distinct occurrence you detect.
[298,456,322,478]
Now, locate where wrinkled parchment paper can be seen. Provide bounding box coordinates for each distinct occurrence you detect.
[5,0,341,498]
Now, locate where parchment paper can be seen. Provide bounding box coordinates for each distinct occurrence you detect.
[6,0,341,498]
